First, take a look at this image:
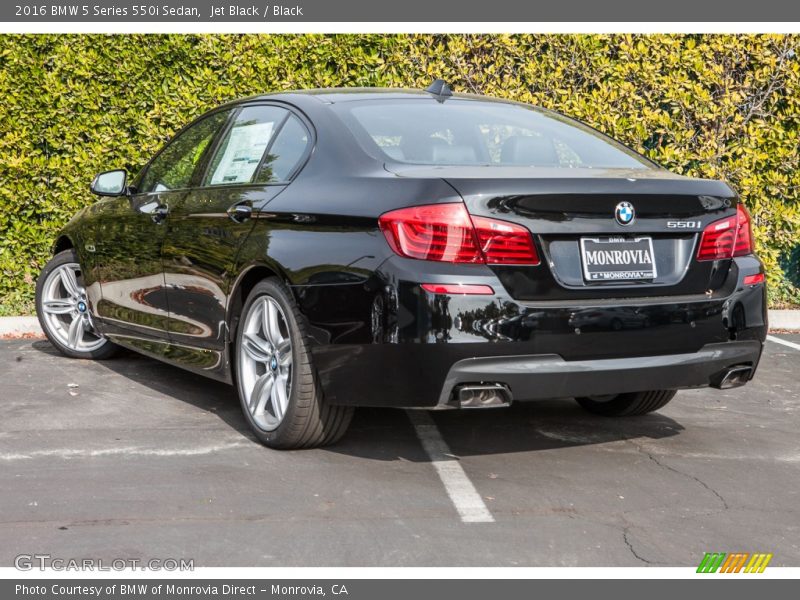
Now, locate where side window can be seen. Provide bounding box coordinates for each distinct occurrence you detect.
[138,110,231,194]
[205,105,287,186]
[254,115,311,183]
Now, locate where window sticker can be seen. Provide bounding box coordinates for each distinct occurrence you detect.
[210,121,275,185]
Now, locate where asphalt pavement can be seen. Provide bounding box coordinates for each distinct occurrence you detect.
[1,335,799,567]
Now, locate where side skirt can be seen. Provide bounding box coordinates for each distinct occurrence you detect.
[104,332,233,384]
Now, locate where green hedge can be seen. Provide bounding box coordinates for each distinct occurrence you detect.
[1,34,798,314]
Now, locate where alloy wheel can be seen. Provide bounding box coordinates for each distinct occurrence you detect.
[238,295,294,432]
[40,263,107,353]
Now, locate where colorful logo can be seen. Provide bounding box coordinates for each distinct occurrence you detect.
[614,201,635,226]
[697,552,773,573]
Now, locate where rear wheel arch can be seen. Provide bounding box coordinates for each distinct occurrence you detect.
[234,277,354,448]
[53,235,74,255]
[227,263,296,346]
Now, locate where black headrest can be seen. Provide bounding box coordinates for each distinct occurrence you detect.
[431,145,477,164]
[500,136,559,166]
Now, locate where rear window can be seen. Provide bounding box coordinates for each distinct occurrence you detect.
[334,98,651,169]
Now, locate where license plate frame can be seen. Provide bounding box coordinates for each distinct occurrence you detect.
[580,236,657,282]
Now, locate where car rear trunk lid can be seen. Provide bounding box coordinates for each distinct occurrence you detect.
[390,165,739,301]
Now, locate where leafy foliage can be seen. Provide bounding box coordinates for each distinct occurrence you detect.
[0,34,798,314]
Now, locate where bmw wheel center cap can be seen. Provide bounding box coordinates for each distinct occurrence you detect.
[615,201,635,226]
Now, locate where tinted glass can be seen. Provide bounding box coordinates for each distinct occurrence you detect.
[336,99,651,169]
[254,115,310,183]
[139,110,230,194]
[205,105,287,186]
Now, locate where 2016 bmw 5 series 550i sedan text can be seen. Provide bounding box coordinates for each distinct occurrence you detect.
[35,82,767,449]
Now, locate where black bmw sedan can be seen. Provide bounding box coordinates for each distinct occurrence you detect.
[36,84,767,449]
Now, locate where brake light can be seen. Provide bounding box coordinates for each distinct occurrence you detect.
[697,204,753,261]
[379,203,539,265]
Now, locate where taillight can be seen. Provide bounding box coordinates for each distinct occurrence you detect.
[732,203,753,257]
[697,215,737,261]
[378,203,481,263]
[472,216,540,265]
[379,203,539,265]
[697,203,753,261]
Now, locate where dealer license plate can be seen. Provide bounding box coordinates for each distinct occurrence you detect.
[580,237,657,282]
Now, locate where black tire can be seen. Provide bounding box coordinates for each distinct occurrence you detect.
[234,278,354,449]
[35,249,118,360]
[575,390,677,417]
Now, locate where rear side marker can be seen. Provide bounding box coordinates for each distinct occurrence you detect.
[743,273,765,286]
[421,283,494,295]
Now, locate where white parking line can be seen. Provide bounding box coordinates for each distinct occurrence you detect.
[407,411,495,524]
[0,440,254,461]
[767,335,800,351]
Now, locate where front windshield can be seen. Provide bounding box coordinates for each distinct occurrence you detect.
[335,98,652,170]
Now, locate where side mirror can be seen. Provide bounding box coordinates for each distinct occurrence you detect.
[90,169,128,197]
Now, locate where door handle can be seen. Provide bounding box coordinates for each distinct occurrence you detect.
[227,202,253,223]
[151,205,169,224]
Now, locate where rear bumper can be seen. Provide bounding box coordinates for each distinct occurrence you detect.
[434,340,762,407]
[303,255,767,408]
[314,336,764,408]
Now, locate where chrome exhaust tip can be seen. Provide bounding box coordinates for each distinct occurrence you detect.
[453,383,512,408]
[711,365,753,390]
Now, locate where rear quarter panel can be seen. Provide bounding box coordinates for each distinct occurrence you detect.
[233,174,462,346]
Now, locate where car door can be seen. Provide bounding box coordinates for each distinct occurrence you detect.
[162,104,313,366]
[93,109,232,346]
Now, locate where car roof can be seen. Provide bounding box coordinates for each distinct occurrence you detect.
[221,87,536,108]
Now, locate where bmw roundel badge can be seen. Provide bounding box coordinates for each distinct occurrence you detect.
[615,201,635,226]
